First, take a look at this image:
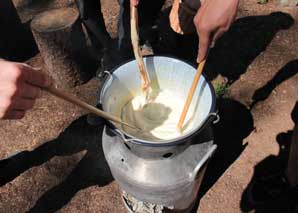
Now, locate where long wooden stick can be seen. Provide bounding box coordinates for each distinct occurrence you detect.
[177,59,207,130]
[130,4,150,91]
[44,86,139,130]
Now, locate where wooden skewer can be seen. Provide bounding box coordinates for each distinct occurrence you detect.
[44,86,140,130]
[177,59,207,130]
[130,4,150,91]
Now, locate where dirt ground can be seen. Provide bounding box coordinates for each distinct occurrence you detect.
[0,0,298,212]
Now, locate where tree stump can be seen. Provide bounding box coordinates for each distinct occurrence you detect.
[13,0,76,23]
[31,7,93,88]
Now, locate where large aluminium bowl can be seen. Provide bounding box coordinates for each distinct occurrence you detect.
[99,56,216,145]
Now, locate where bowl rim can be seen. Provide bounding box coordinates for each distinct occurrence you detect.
[99,55,216,146]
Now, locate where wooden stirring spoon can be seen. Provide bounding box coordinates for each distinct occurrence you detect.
[130,3,150,92]
[177,59,207,130]
[44,86,140,130]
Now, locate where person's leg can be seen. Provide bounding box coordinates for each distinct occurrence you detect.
[117,0,166,58]
[286,119,298,187]
[76,0,112,50]
[76,0,119,71]
[117,0,130,56]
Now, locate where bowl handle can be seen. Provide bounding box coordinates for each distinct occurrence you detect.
[202,112,220,128]
[108,127,137,143]
[98,70,114,106]
[190,112,219,139]
[189,144,217,181]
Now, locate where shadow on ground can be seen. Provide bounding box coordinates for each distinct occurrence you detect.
[155,10,294,83]
[0,115,113,212]
[239,59,298,213]
[250,59,298,109]
[240,106,298,211]
[191,98,254,212]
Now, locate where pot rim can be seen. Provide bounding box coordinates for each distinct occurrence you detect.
[99,55,216,146]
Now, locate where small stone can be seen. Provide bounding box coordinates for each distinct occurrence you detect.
[240,75,245,81]
[141,44,154,56]
[212,74,228,85]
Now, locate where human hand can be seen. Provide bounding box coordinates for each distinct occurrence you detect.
[194,0,239,62]
[131,0,139,6]
[0,61,51,119]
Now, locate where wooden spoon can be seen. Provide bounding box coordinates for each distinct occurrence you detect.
[44,86,140,130]
[177,59,207,130]
[130,3,150,92]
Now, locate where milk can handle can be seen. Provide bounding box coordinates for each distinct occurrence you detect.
[189,144,217,181]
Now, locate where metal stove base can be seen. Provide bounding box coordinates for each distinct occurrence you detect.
[122,191,167,213]
[122,191,194,213]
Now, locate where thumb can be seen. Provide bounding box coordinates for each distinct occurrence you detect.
[197,32,211,63]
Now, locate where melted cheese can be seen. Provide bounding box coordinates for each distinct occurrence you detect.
[121,90,194,141]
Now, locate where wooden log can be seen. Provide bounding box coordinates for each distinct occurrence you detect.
[31,7,92,88]
[13,0,76,23]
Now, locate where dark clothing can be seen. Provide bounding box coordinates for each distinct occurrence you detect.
[75,0,165,61]
[118,0,166,55]
[75,0,112,50]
